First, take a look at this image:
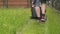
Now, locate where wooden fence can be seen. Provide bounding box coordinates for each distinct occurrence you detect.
[0,0,31,7]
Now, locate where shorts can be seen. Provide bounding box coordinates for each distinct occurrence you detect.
[41,0,46,3]
[34,0,40,6]
[34,0,46,6]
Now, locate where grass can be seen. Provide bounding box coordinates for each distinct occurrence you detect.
[47,7,60,34]
[0,8,31,34]
[0,7,60,34]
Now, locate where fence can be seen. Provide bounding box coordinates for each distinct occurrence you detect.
[0,0,31,7]
[48,0,60,11]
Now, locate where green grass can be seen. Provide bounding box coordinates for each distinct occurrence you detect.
[0,7,60,34]
[47,7,60,34]
[0,8,31,34]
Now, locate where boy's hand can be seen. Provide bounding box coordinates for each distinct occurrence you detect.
[32,5,35,7]
[32,2,34,4]
[32,2,35,7]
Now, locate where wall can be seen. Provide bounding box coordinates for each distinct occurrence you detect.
[0,0,31,7]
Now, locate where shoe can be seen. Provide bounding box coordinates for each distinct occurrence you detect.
[37,17,41,23]
[30,17,37,19]
[41,16,46,22]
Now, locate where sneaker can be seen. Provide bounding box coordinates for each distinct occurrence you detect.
[37,17,41,23]
[41,16,46,22]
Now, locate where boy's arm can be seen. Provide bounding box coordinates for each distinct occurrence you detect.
[32,0,34,4]
[32,0,35,7]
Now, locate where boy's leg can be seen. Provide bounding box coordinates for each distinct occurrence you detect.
[41,3,46,15]
[32,0,41,22]
[41,0,46,22]
[35,6,41,22]
[35,6,40,18]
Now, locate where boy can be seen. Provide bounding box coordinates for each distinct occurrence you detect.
[32,0,46,22]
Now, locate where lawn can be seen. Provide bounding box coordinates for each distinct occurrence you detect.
[0,7,60,34]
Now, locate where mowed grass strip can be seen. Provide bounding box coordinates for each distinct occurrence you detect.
[19,20,45,34]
